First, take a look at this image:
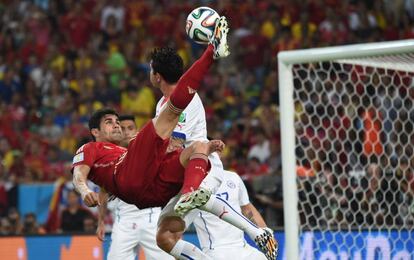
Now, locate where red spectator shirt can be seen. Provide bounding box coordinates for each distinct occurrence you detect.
[72,142,127,193]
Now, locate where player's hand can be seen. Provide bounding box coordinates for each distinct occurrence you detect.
[96,221,106,241]
[167,137,185,153]
[208,140,225,154]
[83,191,100,207]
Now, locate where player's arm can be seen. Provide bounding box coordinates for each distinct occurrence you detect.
[241,203,267,228]
[72,164,100,207]
[96,189,109,241]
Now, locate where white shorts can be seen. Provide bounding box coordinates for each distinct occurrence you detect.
[108,210,174,260]
[204,244,267,260]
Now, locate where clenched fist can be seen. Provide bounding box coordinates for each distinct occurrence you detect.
[83,191,100,207]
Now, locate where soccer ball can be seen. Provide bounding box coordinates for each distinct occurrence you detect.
[185,7,220,44]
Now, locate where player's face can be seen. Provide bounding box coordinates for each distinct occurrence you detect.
[95,114,123,143]
[120,119,137,142]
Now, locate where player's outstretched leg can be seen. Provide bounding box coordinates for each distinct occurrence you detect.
[154,16,230,140]
[171,18,231,215]
[167,15,230,114]
[199,195,278,260]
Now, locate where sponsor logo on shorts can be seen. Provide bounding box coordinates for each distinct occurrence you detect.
[72,152,84,164]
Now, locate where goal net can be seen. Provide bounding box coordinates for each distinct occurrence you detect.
[278,40,414,260]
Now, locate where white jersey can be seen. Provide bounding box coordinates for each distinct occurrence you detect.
[156,93,223,169]
[156,93,207,145]
[185,170,250,250]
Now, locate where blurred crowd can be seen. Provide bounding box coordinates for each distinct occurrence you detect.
[0,0,413,234]
[294,62,414,229]
[0,189,98,235]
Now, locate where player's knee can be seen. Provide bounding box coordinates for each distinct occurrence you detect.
[156,217,185,252]
[156,229,174,252]
[190,141,209,155]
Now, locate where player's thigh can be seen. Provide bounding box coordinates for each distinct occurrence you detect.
[126,121,169,164]
[116,121,169,191]
[153,108,180,140]
[107,222,139,260]
[157,151,185,184]
[141,152,184,207]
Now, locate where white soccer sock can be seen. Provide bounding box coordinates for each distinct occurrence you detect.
[169,239,212,260]
[200,195,264,239]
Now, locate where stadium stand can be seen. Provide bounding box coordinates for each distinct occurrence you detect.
[0,0,413,234]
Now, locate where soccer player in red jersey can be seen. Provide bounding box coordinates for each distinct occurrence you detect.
[72,32,228,209]
[72,17,277,260]
[72,13,230,208]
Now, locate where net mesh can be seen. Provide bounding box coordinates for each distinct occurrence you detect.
[292,55,414,258]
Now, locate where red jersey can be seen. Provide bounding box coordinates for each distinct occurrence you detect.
[72,142,127,194]
[71,121,186,209]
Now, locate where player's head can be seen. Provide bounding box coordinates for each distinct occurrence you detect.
[119,114,138,147]
[88,108,122,144]
[149,47,183,87]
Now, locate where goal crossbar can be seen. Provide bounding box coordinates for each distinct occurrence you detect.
[278,39,414,65]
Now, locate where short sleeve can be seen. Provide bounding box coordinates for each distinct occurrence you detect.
[72,143,96,168]
[237,175,250,207]
[155,97,165,118]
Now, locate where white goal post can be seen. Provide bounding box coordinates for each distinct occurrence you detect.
[278,39,414,260]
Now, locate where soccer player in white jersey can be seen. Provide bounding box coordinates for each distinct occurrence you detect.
[185,170,268,260]
[96,115,173,260]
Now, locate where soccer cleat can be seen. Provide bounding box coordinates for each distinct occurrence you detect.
[174,187,211,216]
[254,228,279,260]
[209,16,230,59]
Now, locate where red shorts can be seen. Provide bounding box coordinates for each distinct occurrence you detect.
[114,121,185,208]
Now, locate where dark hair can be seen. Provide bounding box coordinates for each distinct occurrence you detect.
[88,108,119,141]
[150,47,183,84]
[119,114,135,122]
